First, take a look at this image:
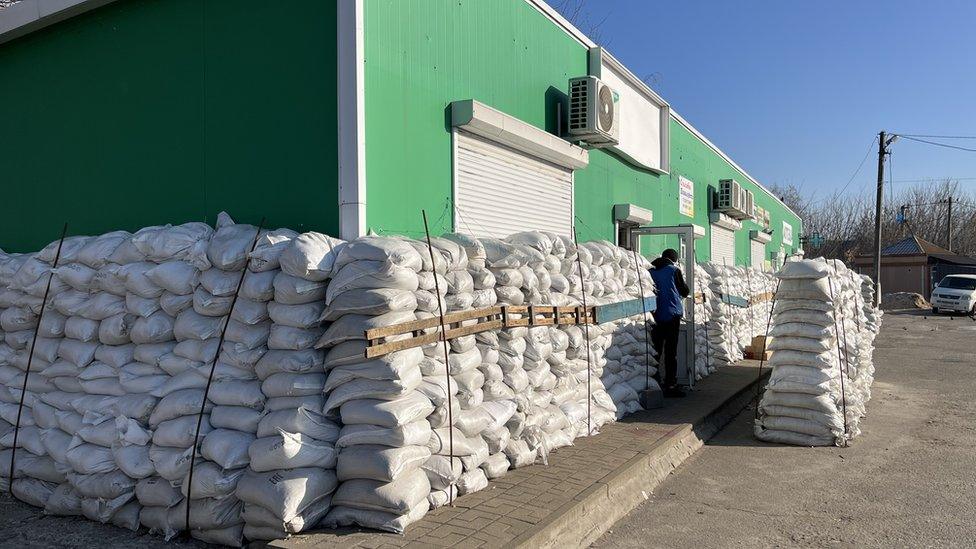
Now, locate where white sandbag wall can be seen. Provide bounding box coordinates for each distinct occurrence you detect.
[320,233,656,533]
[754,259,880,446]
[692,267,714,379]
[0,221,659,544]
[694,263,777,377]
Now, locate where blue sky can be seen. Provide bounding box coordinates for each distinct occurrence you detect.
[554,1,976,202]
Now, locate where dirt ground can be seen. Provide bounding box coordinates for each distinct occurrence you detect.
[594,311,976,548]
[0,501,209,548]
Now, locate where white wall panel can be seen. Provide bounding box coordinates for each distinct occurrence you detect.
[751,239,766,270]
[711,225,736,266]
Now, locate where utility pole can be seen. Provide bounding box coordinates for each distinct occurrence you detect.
[946,196,953,252]
[873,131,887,307]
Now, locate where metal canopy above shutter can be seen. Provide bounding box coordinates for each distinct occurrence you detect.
[750,239,766,270]
[454,130,574,238]
[710,224,735,266]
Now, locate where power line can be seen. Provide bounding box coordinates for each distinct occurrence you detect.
[898,135,976,153]
[838,135,878,196]
[896,134,976,140]
[802,136,878,209]
[890,177,976,183]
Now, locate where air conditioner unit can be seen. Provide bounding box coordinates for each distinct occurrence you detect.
[716,179,743,216]
[568,76,620,147]
[716,179,757,220]
[744,190,756,220]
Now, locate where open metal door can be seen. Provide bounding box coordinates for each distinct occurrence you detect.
[629,224,705,388]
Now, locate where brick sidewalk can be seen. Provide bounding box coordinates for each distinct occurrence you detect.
[270,362,764,549]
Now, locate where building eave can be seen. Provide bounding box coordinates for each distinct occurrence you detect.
[0,0,117,46]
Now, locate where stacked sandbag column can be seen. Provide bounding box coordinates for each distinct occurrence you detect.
[61,233,140,523]
[755,259,868,446]
[77,224,211,532]
[474,238,536,466]
[597,246,651,416]
[232,230,343,542]
[320,236,434,534]
[576,242,621,432]
[859,274,882,334]
[701,263,742,365]
[617,250,658,400]
[135,221,246,542]
[506,233,574,459]
[0,240,80,516]
[443,234,514,494]
[693,266,715,378]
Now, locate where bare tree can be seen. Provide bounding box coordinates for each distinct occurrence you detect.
[773,180,976,259]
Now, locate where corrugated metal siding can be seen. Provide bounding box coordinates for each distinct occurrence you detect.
[364,0,587,238]
[0,0,339,251]
[711,225,735,266]
[455,131,573,238]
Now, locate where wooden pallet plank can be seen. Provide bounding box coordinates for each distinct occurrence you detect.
[364,303,598,359]
[365,306,503,339]
[715,293,750,308]
[365,319,505,358]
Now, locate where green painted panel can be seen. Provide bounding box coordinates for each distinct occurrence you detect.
[572,148,666,254]
[667,120,802,265]
[0,0,338,252]
[363,0,587,238]
[579,117,803,264]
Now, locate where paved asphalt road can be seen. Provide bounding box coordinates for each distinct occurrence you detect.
[594,311,976,548]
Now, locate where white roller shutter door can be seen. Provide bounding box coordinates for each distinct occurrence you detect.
[711,225,736,266]
[454,130,573,238]
[750,239,766,270]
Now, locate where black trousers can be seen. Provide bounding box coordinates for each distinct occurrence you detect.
[652,317,681,388]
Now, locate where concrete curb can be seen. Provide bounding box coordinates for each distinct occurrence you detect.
[510,371,768,548]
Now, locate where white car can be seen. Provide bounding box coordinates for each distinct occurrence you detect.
[930,274,976,315]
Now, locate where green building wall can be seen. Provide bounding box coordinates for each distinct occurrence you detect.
[362,0,587,239]
[363,0,800,263]
[0,0,800,262]
[668,121,801,264]
[0,0,339,252]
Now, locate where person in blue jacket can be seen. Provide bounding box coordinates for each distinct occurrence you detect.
[650,248,690,397]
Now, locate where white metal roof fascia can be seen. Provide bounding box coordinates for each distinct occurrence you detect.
[523,0,595,48]
[0,0,116,46]
[451,99,590,170]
